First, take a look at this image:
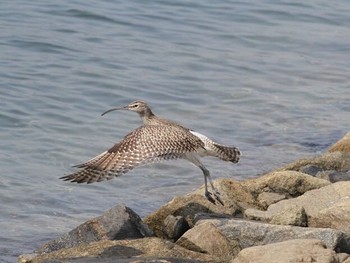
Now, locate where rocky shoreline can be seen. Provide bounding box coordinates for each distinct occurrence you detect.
[19,131,350,263]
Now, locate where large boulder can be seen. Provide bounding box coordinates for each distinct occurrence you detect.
[19,237,213,263]
[178,218,350,254]
[232,239,349,263]
[36,204,153,253]
[241,170,330,208]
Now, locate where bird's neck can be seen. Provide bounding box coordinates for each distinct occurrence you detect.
[140,109,156,125]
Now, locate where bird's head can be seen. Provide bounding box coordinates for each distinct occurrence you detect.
[101,100,153,117]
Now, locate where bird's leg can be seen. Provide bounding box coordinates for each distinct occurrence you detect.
[200,165,224,206]
[185,153,224,205]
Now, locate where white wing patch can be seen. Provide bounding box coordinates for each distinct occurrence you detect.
[190,130,217,157]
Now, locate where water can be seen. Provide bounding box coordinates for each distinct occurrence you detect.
[1,0,350,261]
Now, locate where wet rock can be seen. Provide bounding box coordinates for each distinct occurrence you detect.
[198,218,350,253]
[176,220,239,262]
[163,215,189,241]
[232,239,349,263]
[244,181,350,234]
[20,237,213,263]
[37,204,153,253]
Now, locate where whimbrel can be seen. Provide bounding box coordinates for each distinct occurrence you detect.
[60,100,240,205]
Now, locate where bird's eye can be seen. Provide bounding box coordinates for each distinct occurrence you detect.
[131,104,138,108]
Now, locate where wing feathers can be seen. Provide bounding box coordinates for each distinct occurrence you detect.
[60,125,204,184]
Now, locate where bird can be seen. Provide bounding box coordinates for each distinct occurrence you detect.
[60,100,240,205]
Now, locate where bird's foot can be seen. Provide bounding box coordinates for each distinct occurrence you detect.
[205,191,224,206]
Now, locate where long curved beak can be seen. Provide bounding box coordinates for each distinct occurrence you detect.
[101,106,127,116]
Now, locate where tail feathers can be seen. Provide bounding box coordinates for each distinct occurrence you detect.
[212,143,240,163]
[190,130,240,163]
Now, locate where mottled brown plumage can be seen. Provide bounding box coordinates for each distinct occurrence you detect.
[60,100,240,205]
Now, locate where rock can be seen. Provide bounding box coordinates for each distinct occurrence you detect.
[270,204,307,226]
[163,215,189,241]
[145,172,330,238]
[176,221,240,262]
[197,218,350,253]
[36,204,153,253]
[245,205,307,227]
[279,152,350,175]
[192,178,258,211]
[144,179,256,238]
[316,170,350,182]
[329,131,350,153]
[300,164,324,176]
[232,239,349,263]
[244,181,350,234]
[241,170,330,206]
[257,192,286,207]
[20,237,213,263]
[276,132,350,182]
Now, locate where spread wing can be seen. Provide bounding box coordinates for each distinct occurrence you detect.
[60,125,204,183]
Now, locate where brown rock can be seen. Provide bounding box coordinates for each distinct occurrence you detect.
[329,131,350,153]
[176,221,239,262]
[270,204,307,226]
[257,192,286,207]
[241,170,330,202]
[246,204,307,227]
[19,237,213,263]
[192,178,258,211]
[244,181,350,234]
[144,179,256,238]
[232,239,348,263]
[279,152,350,174]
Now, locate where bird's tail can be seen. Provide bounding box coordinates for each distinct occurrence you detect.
[212,143,240,163]
[190,131,240,163]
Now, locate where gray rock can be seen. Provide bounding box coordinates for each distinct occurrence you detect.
[198,218,350,253]
[163,215,189,241]
[232,239,349,263]
[300,164,324,176]
[36,204,153,253]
